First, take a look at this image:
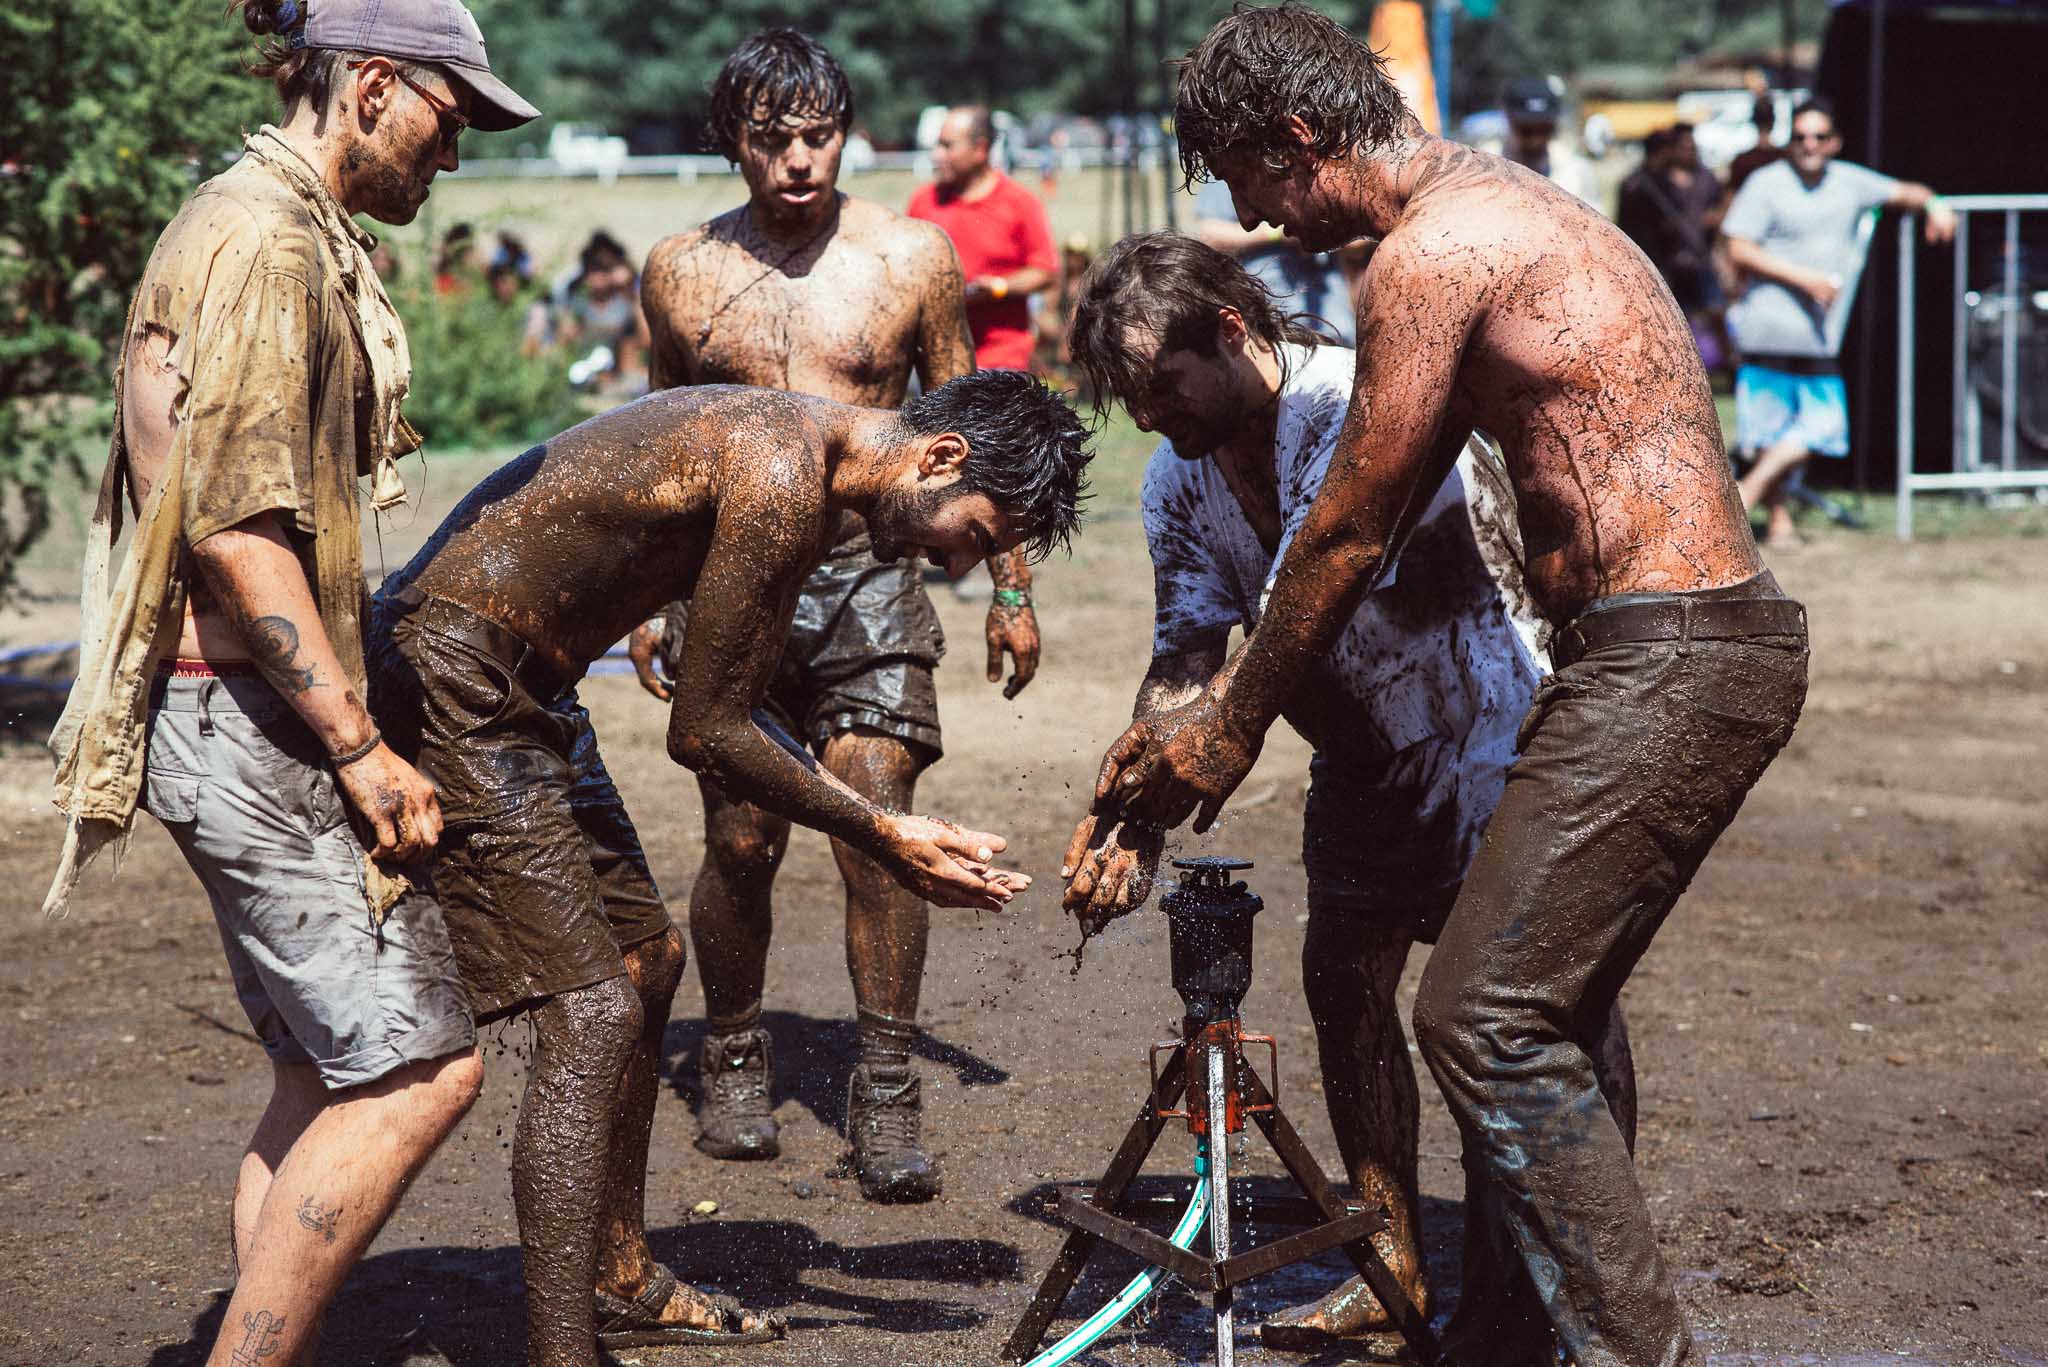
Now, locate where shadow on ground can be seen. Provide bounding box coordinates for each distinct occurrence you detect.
[148,1218,1021,1365]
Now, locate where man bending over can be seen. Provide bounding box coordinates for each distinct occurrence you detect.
[1075,7,1808,1364]
[1062,231,1639,1349]
[368,372,1088,1364]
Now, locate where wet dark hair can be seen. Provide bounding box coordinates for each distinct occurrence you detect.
[1068,231,1325,418]
[231,0,421,120]
[1642,127,1677,158]
[1173,2,1418,186]
[901,371,1091,561]
[708,27,855,162]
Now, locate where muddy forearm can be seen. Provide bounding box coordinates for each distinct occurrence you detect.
[1134,647,1224,723]
[670,708,892,855]
[189,515,376,754]
[986,547,1031,594]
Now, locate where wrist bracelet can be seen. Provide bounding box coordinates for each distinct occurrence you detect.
[992,588,1031,608]
[989,276,1009,300]
[330,729,383,769]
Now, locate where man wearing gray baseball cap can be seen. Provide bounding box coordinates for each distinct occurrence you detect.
[44,4,542,1366]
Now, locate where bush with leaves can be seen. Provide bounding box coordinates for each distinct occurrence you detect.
[0,0,268,596]
[388,274,581,450]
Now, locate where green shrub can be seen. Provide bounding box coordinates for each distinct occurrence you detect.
[389,277,580,450]
[0,0,267,598]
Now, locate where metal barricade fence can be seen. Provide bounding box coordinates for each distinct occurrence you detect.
[1895,194,2048,537]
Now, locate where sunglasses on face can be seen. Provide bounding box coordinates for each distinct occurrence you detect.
[346,59,470,153]
[1790,130,1837,145]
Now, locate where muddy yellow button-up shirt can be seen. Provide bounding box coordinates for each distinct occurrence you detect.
[44,129,417,917]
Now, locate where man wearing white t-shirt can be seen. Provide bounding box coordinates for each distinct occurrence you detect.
[1062,232,1638,1350]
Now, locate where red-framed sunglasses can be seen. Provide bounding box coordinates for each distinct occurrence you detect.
[346,59,469,153]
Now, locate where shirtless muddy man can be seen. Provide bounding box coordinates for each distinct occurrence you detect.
[368,373,1088,1363]
[1071,6,1809,1364]
[630,29,1037,1200]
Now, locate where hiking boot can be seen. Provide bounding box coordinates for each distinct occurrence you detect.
[695,1027,779,1161]
[846,1062,941,1203]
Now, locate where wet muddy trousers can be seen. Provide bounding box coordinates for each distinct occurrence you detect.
[1413,624,1808,1367]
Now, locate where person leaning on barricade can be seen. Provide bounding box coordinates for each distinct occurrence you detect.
[42,2,535,1364]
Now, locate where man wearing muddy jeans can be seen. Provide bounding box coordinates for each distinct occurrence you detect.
[42,4,539,1363]
[1074,8,1809,1365]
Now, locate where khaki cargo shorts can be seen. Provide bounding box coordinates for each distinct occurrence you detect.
[142,670,475,1089]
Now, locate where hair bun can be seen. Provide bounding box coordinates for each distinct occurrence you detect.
[238,0,301,37]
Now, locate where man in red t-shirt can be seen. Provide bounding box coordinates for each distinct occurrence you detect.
[909,106,1057,371]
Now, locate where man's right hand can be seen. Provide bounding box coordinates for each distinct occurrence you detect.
[628,615,672,701]
[882,814,1029,911]
[1802,270,1842,311]
[336,744,443,864]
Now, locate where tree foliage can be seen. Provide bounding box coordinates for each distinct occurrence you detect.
[0,0,268,594]
[469,0,1825,153]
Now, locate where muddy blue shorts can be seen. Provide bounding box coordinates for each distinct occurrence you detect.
[142,670,475,1090]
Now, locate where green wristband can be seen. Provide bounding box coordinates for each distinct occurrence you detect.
[992,588,1031,608]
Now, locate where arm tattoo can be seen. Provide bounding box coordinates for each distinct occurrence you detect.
[243,615,319,694]
[228,1308,287,1365]
[295,1195,341,1244]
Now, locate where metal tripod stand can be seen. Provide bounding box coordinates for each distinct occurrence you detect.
[1002,858,1440,1366]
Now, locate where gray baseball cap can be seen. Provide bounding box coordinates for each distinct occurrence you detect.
[297,0,540,131]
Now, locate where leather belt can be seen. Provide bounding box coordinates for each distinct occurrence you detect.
[380,582,577,704]
[1553,595,1807,669]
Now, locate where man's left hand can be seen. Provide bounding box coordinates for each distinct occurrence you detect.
[985,601,1040,699]
[1088,688,1264,833]
[1060,817,1164,932]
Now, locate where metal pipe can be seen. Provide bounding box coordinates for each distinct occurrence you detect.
[1952,206,1970,474]
[1207,1043,1234,1367]
[1896,212,1917,540]
[2002,209,2020,473]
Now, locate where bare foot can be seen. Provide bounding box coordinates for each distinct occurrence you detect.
[1258,1272,1427,1348]
[651,1278,781,1335]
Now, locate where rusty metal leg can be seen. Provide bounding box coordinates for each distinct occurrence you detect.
[1001,1049,1190,1360]
[1242,1066,1441,1365]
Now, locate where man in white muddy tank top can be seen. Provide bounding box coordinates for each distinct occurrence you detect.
[1060,231,1639,1349]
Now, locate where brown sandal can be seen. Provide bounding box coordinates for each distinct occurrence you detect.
[593,1265,787,1349]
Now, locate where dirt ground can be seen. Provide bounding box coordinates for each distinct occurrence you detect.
[2,478,2046,1365]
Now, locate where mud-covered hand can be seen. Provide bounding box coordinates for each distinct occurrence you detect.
[882,815,1031,911]
[1092,689,1263,833]
[985,600,1040,699]
[1059,816,1164,933]
[337,744,443,864]
[627,615,672,701]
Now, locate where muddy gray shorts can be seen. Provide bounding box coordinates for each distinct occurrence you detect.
[661,537,945,758]
[142,670,476,1090]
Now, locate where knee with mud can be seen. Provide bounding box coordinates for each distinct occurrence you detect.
[624,926,687,1005]
[706,818,789,887]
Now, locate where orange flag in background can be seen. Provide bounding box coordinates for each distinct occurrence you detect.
[1367,0,1441,135]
